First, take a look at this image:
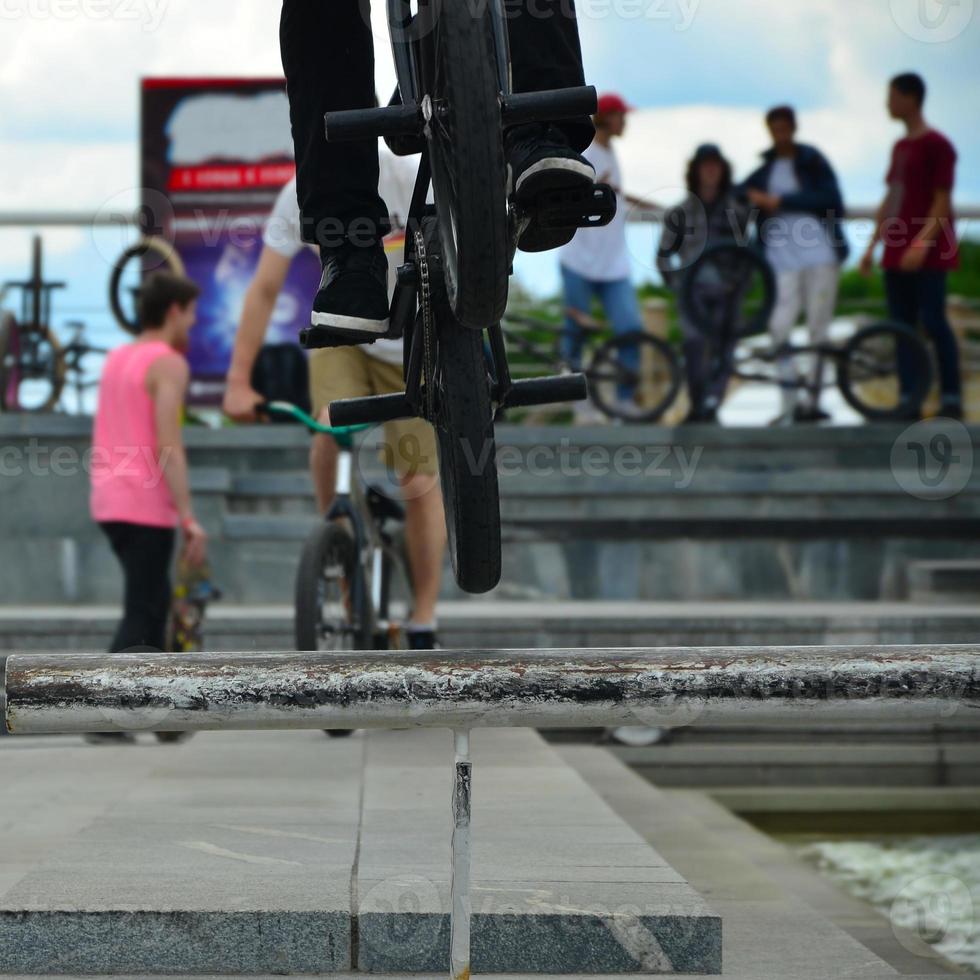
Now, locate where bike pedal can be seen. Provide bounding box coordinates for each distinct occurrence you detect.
[531,182,618,231]
[300,323,403,351]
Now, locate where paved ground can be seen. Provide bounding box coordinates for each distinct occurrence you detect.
[0,729,974,978]
[0,729,718,975]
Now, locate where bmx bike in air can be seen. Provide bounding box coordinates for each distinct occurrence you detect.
[312,0,618,595]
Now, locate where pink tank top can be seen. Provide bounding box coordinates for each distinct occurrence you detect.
[90,340,180,528]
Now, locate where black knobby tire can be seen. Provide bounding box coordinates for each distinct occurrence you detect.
[680,244,776,341]
[0,313,18,411]
[294,522,364,652]
[420,0,509,329]
[109,238,186,335]
[837,321,934,421]
[588,332,683,422]
[433,320,502,595]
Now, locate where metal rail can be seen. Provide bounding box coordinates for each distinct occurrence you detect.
[3,646,977,736]
[2,645,976,980]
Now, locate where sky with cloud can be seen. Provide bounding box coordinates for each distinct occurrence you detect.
[0,0,978,299]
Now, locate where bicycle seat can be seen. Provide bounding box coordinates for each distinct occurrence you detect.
[365,484,406,525]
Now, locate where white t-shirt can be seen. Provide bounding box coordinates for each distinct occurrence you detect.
[559,141,632,283]
[263,148,419,365]
[763,158,836,274]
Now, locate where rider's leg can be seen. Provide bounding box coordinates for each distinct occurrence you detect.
[560,265,595,371]
[912,270,963,414]
[400,472,447,630]
[597,277,644,403]
[280,0,385,246]
[799,263,840,413]
[310,426,340,515]
[506,0,594,153]
[308,348,370,514]
[769,268,805,419]
[280,0,392,337]
[680,316,708,420]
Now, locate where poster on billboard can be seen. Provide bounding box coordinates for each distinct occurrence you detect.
[141,77,320,403]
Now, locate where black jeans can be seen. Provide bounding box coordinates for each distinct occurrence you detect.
[885,270,963,407]
[101,522,176,653]
[280,0,593,248]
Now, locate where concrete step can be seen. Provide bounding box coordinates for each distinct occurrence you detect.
[4,601,980,653]
[0,729,721,975]
[907,559,980,603]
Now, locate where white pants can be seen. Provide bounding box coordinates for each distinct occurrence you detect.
[769,263,841,412]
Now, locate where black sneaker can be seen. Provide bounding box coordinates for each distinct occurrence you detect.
[406,629,440,651]
[794,405,832,424]
[506,124,595,253]
[307,240,390,346]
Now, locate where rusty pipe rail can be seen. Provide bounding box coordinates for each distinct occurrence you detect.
[2,647,978,736]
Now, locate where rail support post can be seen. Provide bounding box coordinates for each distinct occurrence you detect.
[451,728,472,980]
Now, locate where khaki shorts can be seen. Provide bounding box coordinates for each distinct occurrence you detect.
[309,347,439,478]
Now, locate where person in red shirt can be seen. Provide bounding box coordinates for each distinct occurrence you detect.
[860,73,962,418]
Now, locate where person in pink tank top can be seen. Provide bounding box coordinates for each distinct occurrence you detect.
[90,272,208,686]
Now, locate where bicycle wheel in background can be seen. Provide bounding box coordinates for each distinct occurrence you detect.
[109,237,185,335]
[680,243,776,341]
[0,313,18,411]
[588,332,683,423]
[418,0,509,329]
[294,522,367,653]
[837,321,933,421]
[432,315,502,595]
[5,325,65,413]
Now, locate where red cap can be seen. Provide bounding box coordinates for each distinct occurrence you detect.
[595,93,634,116]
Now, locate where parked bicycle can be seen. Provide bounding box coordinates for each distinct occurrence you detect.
[0,237,67,413]
[499,310,681,423]
[679,243,934,421]
[318,0,618,595]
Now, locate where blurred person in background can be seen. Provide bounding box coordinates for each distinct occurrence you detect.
[88,272,208,742]
[658,144,750,423]
[743,106,848,425]
[222,148,446,651]
[559,93,653,423]
[860,72,961,420]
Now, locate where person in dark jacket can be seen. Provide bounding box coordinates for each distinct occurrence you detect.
[743,106,849,424]
[658,144,749,423]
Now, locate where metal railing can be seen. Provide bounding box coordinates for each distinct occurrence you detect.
[3,645,978,980]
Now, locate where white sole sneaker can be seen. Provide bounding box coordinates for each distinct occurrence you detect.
[310,311,390,334]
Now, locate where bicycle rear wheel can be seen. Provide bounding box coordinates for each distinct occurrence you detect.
[837,321,933,421]
[419,0,509,329]
[588,332,683,422]
[432,317,502,595]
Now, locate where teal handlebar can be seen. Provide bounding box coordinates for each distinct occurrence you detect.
[262,401,372,439]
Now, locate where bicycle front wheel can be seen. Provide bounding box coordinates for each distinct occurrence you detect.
[433,319,502,595]
[588,332,683,423]
[294,522,366,653]
[837,321,933,421]
[419,0,509,329]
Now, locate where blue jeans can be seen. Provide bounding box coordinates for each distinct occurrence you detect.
[885,269,962,408]
[561,266,642,400]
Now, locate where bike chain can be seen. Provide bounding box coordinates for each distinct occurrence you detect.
[414,228,437,422]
